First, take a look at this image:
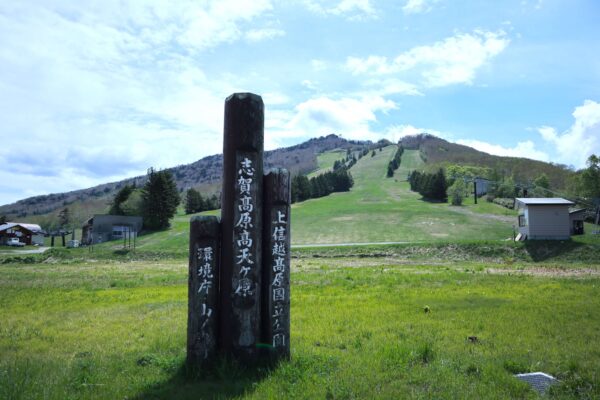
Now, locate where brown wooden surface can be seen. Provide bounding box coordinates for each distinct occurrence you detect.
[187,215,220,367]
[220,93,264,364]
[262,168,291,361]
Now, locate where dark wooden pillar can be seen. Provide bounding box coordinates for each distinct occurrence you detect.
[262,168,291,361]
[220,93,264,363]
[188,216,220,367]
[473,180,478,204]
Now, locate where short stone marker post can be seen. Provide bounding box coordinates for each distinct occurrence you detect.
[187,216,220,367]
[262,168,291,361]
[220,93,264,363]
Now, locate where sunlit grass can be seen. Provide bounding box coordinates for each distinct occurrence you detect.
[1,256,599,399]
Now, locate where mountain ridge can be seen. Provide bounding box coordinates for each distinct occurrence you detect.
[0,134,372,222]
[1,133,575,228]
[400,134,574,189]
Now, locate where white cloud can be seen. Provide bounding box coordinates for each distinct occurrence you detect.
[455,139,550,161]
[537,100,600,168]
[402,0,438,14]
[346,30,509,88]
[361,78,423,96]
[0,1,278,204]
[265,95,395,147]
[245,28,285,42]
[304,0,376,20]
[301,80,319,90]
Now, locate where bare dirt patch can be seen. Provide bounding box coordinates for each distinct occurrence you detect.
[449,206,514,223]
[330,215,358,221]
[487,267,600,278]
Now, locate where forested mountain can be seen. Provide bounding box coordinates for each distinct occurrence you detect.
[400,134,575,190]
[0,134,370,226]
[2,132,589,230]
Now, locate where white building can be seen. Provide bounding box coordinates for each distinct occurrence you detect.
[516,198,575,240]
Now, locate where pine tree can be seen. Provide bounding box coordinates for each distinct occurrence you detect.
[58,207,70,228]
[185,188,204,214]
[387,163,394,178]
[141,168,180,230]
[577,155,600,199]
[293,175,311,202]
[109,185,134,215]
[430,169,448,201]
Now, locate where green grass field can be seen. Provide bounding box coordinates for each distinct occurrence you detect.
[1,253,599,399]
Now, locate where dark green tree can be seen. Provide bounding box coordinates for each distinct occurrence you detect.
[58,207,70,228]
[141,168,180,230]
[0,215,7,225]
[449,179,466,206]
[292,175,311,203]
[575,155,600,199]
[408,169,447,201]
[387,163,395,178]
[185,188,204,214]
[431,168,448,201]
[532,173,551,197]
[203,193,220,210]
[109,184,134,215]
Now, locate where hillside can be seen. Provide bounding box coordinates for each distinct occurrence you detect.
[0,134,371,227]
[1,133,579,232]
[401,134,574,189]
[290,145,516,245]
[71,145,518,256]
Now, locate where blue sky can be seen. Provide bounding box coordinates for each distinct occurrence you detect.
[1,0,599,205]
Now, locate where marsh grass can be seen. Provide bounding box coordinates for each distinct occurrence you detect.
[1,255,599,399]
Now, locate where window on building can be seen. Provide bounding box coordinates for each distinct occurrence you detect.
[518,215,527,227]
[112,225,129,238]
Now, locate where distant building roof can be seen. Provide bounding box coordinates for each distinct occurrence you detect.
[516,198,574,206]
[0,222,45,234]
[569,209,586,215]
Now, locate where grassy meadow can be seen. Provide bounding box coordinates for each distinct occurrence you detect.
[1,252,599,399]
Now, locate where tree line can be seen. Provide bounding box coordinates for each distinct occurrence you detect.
[292,167,354,203]
[408,169,448,201]
[387,145,404,177]
[184,188,220,214]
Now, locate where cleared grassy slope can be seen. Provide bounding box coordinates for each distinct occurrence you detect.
[291,146,514,245]
[306,149,346,178]
[83,146,519,253]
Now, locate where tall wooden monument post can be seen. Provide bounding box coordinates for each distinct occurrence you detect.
[220,93,264,363]
[187,92,290,368]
